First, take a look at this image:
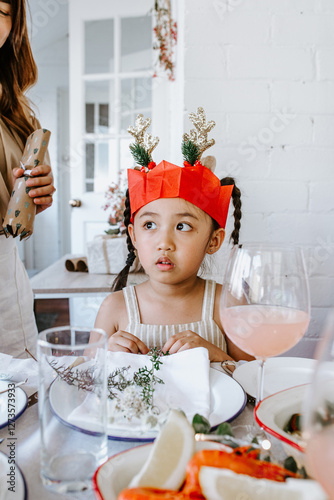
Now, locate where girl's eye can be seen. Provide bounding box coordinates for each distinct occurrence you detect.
[144,221,157,230]
[176,222,192,232]
[0,9,10,17]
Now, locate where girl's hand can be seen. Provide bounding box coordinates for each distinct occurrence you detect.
[162,330,235,363]
[13,165,56,214]
[108,331,149,354]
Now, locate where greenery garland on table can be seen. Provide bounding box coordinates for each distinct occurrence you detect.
[48,347,167,411]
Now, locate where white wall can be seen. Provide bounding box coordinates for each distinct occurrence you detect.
[183,0,334,357]
[26,0,69,270]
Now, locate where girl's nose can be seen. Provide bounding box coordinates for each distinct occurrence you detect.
[157,229,175,251]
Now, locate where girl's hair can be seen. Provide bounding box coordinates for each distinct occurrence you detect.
[0,0,38,144]
[111,189,137,292]
[112,176,242,292]
[218,176,242,245]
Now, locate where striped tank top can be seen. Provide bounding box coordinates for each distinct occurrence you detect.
[123,279,227,351]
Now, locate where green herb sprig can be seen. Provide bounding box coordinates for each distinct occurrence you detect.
[48,347,169,412]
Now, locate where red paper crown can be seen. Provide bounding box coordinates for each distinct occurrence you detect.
[128,160,233,228]
[127,108,233,228]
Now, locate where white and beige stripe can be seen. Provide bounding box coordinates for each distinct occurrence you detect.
[123,279,226,351]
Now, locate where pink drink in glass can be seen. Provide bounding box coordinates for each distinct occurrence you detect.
[222,305,310,359]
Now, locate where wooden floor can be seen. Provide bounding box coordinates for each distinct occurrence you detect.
[34,298,70,328]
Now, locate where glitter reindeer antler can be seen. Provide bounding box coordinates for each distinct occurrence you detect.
[128,115,151,145]
[128,114,159,171]
[182,107,216,163]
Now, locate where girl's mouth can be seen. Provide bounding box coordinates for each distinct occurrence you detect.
[156,256,174,270]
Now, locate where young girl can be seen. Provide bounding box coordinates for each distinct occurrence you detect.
[95,109,253,363]
[0,0,55,357]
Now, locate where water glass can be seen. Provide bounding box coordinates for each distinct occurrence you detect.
[37,326,108,494]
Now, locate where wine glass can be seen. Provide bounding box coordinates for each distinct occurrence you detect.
[303,311,334,499]
[221,244,311,407]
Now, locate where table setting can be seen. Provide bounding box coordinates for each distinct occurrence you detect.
[0,344,330,500]
[0,244,333,499]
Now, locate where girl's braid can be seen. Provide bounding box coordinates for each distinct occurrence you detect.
[220,177,242,245]
[111,189,136,291]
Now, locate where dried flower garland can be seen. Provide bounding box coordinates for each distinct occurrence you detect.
[153,0,177,81]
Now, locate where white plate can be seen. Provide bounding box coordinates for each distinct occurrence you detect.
[0,381,28,429]
[93,440,322,500]
[233,357,316,399]
[0,451,27,500]
[255,384,307,465]
[93,441,229,500]
[50,368,246,442]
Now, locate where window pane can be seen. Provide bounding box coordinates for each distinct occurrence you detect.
[121,16,152,72]
[85,80,114,133]
[85,103,94,133]
[99,104,109,132]
[86,143,95,179]
[120,138,133,173]
[134,77,152,108]
[120,78,152,133]
[85,19,114,74]
[85,140,116,193]
[85,143,95,192]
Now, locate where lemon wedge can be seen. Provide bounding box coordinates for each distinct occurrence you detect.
[199,467,328,500]
[129,409,195,490]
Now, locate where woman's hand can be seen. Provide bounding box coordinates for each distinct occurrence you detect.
[13,165,56,214]
[162,330,235,363]
[108,331,149,354]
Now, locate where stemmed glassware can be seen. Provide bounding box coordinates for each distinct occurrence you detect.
[303,311,334,499]
[220,244,311,408]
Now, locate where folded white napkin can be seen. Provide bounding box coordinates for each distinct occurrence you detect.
[0,354,38,382]
[68,347,211,433]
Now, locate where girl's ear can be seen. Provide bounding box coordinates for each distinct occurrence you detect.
[127,223,136,248]
[207,228,225,255]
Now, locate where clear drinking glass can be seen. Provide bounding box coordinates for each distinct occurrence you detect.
[303,311,334,499]
[37,326,108,494]
[221,244,311,407]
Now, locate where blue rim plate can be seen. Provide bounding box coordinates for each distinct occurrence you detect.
[0,450,28,500]
[0,381,28,430]
[49,368,246,442]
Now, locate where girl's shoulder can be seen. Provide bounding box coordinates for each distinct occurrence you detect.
[96,289,128,333]
[100,289,126,310]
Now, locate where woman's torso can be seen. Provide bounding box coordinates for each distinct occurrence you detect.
[123,279,226,351]
[0,118,24,226]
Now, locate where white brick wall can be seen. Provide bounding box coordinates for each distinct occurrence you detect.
[184,0,334,358]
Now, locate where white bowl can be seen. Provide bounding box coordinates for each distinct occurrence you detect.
[255,384,308,466]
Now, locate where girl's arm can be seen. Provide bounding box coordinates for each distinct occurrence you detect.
[94,292,149,354]
[225,336,255,363]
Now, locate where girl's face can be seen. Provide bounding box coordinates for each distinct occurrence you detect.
[128,197,225,284]
[0,2,12,48]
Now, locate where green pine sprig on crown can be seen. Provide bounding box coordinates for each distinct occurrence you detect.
[128,115,159,172]
[182,107,216,166]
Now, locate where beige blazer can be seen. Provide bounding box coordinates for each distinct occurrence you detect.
[0,118,24,227]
